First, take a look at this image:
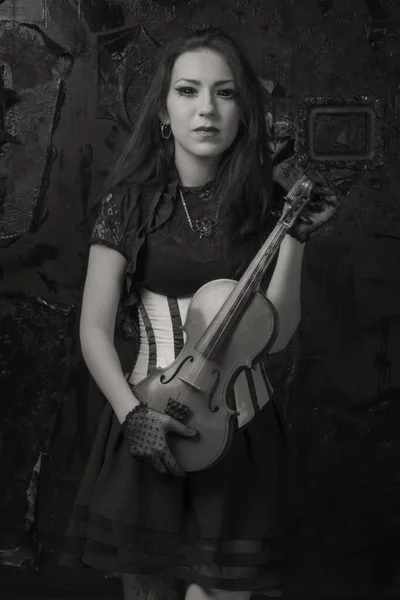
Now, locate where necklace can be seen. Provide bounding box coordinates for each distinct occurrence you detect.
[179,186,219,238]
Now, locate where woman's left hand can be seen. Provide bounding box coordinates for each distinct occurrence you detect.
[288,174,340,243]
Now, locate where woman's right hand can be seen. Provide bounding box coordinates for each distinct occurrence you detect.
[122,402,198,476]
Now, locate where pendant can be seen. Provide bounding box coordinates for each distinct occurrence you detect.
[194,218,215,238]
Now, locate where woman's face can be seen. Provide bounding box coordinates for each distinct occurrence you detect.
[164,49,240,165]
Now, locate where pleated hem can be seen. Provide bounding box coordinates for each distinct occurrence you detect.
[59,506,283,594]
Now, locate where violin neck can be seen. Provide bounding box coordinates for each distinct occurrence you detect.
[193,178,313,361]
[194,219,291,360]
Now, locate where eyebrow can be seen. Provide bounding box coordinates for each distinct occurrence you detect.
[174,78,235,86]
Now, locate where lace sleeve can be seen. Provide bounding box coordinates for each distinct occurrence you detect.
[89,188,132,259]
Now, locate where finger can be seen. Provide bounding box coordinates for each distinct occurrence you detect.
[310,197,340,211]
[151,454,168,475]
[326,196,340,207]
[308,202,325,211]
[312,188,338,201]
[167,420,198,438]
[313,186,333,195]
[299,215,313,224]
[163,450,186,477]
[318,203,339,218]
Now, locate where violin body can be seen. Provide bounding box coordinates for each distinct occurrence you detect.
[132,278,277,472]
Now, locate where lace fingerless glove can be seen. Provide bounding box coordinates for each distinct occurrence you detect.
[122,402,197,477]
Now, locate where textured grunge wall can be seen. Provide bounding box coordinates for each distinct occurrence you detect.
[0,0,400,598]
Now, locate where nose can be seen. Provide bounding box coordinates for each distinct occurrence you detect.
[198,89,216,116]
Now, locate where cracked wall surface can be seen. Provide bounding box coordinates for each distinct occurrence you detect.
[0,0,400,596]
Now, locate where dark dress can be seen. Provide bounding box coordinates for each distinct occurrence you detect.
[59,170,286,597]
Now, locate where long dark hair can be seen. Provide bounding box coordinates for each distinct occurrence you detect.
[102,27,273,254]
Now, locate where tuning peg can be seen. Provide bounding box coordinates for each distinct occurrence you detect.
[299,180,314,197]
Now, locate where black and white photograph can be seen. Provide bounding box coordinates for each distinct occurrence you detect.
[0,1,399,599]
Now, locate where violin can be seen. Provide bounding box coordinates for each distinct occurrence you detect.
[132,177,314,472]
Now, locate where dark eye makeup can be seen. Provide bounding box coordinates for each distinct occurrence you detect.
[175,86,236,98]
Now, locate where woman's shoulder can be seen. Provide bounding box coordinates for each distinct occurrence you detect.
[92,170,176,242]
[104,178,162,208]
[89,182,148,259]
[94,180,158,226]
[101,180,140,205]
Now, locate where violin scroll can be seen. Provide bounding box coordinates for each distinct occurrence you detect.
[279,176,315,230]
[299,178,314,198]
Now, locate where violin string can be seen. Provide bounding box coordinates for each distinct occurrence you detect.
[184,222,288,390]
[205,190,309,358]
[182,189,308,394]
[207,226,285,346]
[185,229,283,394]
[184,204,301,391]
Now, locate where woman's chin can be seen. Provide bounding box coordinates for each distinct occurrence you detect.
[187,145,227,160]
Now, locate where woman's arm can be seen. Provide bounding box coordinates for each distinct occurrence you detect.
[265,234,305,353]
[80,244,140,424]
[264,172,339,353]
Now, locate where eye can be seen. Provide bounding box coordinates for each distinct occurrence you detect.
[175,87,197,96]
[217,88,236,98]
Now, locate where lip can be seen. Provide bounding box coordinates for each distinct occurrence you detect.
[194,127,220,133]
[194,130,219,138]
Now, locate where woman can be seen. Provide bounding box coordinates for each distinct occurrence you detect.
[60,27,338,600]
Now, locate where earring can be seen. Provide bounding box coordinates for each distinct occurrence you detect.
[160,122,172,140]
